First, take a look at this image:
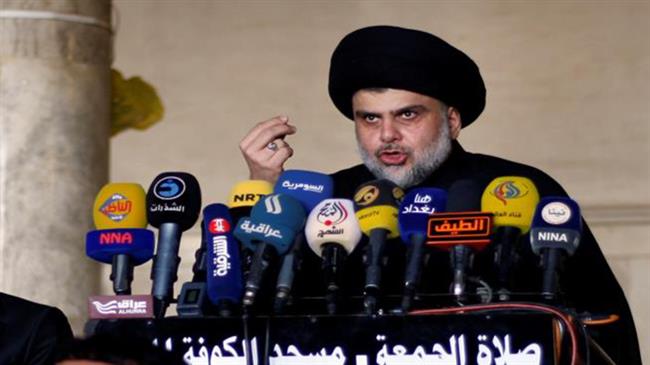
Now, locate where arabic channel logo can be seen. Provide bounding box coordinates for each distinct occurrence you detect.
[264,195,283,214]
[99,194,132,222]
[540,202,572,225]
[209,218,231,234]
[354,185,379,206]
[492,181,529,205]
[91,298,149,315]
[153,177,186,200]
[317,201,349,226]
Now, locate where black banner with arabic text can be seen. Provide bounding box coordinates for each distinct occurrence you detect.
[90,310,585,365]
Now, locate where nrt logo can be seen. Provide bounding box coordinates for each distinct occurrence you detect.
[209,218,231,234]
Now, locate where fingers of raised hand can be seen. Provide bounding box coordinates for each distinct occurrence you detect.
[240,116,295,151]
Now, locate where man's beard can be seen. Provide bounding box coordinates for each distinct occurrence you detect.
[357,121,452,189]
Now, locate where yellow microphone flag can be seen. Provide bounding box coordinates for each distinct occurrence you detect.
[228,180,273,208]
[93,183,147,229]
[481,176,539,233]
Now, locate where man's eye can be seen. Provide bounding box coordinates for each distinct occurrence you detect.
[365,115,379,123]
[401,111,417,119]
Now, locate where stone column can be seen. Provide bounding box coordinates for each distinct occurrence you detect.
[0,0,111,333]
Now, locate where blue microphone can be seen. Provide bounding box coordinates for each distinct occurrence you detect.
[274,170,334,211]
[272,170,333,312]
[86,229,155,266]
[86,228,155,296]
[234,193,306,307]
[398,188,447,311]
[530,196,582,300]
[203,204,243,315]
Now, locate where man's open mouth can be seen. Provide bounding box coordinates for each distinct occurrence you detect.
[378,150,408,165]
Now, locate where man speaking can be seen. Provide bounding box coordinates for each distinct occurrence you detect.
[240,25,640,364]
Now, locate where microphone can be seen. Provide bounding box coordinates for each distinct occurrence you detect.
[86,230,155,292]
[88,183,153,295]
[227,180,273,288]
[203,203,243,316]
[233,193,306,308]
[530,197,582,301]
[398,188,447,312]
[227,180,274,224]
[353,179,404,314]
[305,199,362,314]
[427,179,492,300]
[272,170,334,312]
[481,176,539,300]
[147,172,201,318]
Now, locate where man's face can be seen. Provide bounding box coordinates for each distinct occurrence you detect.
[352,88,461,188]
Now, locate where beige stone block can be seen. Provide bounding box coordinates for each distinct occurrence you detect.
[590,223,650,257]
[1,2,110,333]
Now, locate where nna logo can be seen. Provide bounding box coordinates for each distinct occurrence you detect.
[541,202,572,225]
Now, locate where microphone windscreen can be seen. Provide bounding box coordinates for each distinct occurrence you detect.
[227,180,273,208]
[86,228,155,265]
[353,179,404,238]
[146,172,201,231]
[426,180,492,250]
[446,179,483,212]
[530,196,582,255]
[234,194,306,255]
[305,199,362,255]
[203,203,243,304]
[227,180,272,228]
[481,176,540,233]
[93,183,147,229]
[274,170,334,211]
[398,188,447,243]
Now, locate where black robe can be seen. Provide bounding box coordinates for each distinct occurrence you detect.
[291,141,641,364]
[0,292,73,365]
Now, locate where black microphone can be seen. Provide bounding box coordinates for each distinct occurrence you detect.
[190,220,208,283]
[147,172,201,318]
[427,179,492,301]
[530,197,582,301]
[176,221,210,318]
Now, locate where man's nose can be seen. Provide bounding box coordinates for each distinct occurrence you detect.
[380,119,401,143]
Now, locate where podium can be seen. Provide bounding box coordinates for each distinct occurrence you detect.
[90,302,588,365]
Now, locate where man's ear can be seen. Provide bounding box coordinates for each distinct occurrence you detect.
[447,106,462,139]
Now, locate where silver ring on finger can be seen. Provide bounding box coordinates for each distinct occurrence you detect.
[266,142,278,151]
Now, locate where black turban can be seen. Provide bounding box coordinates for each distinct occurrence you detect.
[328,25,486,128]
